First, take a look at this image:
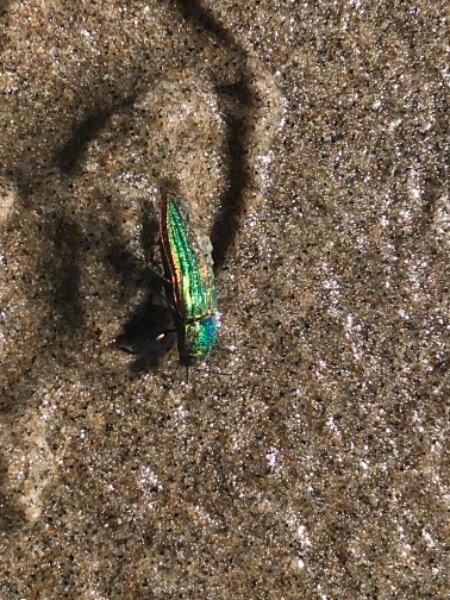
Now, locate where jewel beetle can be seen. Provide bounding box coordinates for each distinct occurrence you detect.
[159,190,218,366]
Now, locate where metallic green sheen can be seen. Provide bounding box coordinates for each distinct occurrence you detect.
[160,194,218,363]
[181,317,218,364]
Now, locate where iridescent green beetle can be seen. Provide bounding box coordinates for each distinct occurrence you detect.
[160,191,218,366]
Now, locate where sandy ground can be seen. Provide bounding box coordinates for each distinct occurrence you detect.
[0,0,449,598]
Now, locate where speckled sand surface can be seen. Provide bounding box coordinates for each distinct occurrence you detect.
[0,0,449,598]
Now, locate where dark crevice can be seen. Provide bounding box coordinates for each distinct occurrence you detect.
[47,215,84,332]
[53,94,137,174]
[174,0,252,267]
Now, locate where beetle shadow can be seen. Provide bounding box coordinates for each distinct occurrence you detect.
[114,292,177,371]
[109,198,178,371]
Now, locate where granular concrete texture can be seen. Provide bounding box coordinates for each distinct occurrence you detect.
[0,0,449,598]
